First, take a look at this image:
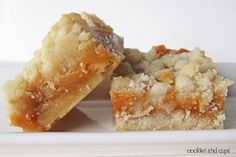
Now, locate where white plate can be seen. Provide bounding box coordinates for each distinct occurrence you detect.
[0,62,236,145]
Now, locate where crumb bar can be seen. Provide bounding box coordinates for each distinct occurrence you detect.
[4,12,124,131]
[110,45,233,131]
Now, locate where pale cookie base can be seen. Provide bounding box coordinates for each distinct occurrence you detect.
[115,110,225,131]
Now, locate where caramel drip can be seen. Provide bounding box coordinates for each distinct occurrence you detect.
[155,45,190,56]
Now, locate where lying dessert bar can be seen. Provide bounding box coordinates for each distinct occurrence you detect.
[110,45,233,131]
[4,12,124,131]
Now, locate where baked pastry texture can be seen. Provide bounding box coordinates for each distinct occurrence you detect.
[4,12,124,131]
[110,45,233,131]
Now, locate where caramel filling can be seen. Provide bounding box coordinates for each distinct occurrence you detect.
[111,89,136,113]
[162,90,225,116]
[111,89,225,118]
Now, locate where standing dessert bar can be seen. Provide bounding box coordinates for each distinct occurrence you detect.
[110,45,233,131]
[4,12,124,131]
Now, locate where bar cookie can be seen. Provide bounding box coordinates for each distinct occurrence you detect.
[4,12,124,131]
[110,45,233,131]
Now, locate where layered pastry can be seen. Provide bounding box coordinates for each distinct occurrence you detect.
[110,45,233,131]
[4,12,124,131]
